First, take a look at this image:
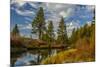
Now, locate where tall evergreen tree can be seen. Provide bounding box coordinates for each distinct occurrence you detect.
[11,24,20,36]
[70,28,76,43]
[57,17,68,45]
[31,7,46,63]
[47,21,54,55]
[31,7,45,40]
[47,21,54,41]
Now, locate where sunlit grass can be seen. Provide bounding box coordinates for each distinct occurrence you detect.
[41,44,95,64]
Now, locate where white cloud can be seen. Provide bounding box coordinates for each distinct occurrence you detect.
[25,17,32,21]
[26,23,32,30]
[17,24,23,27]
[59,11,67,18]
[17,10,34,16]
[25,21,29,24]
[11,0,27,7]
[59,8,73,18]
[11,0,35,16]
[20,33,31,38]
[66,20,80,37]
[38,2,76,19]
[18,23,32,30]
[28,2,39,9]
[86,21,92,26]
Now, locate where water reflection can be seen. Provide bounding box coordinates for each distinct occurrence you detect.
[15,52,42,66]
[14,49,57,66]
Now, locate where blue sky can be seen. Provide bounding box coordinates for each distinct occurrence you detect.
[10,0,95,38]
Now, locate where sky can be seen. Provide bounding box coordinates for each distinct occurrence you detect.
[10,0,95,38]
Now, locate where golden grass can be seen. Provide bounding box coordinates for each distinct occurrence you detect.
[41,47,94,64]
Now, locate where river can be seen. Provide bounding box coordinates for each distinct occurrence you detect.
[12,49,58,67]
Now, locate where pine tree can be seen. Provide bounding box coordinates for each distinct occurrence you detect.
[47,21,54,55]
[11,24,20,36]
[31,7,45,40]
[57,17,68,45]
[31,7,46,63]
[47,21,54,42]
[70,28,76,43]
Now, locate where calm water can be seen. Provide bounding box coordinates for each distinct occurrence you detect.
[13,49,58,66]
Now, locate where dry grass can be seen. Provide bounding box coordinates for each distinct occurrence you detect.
[41,38,95,64]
